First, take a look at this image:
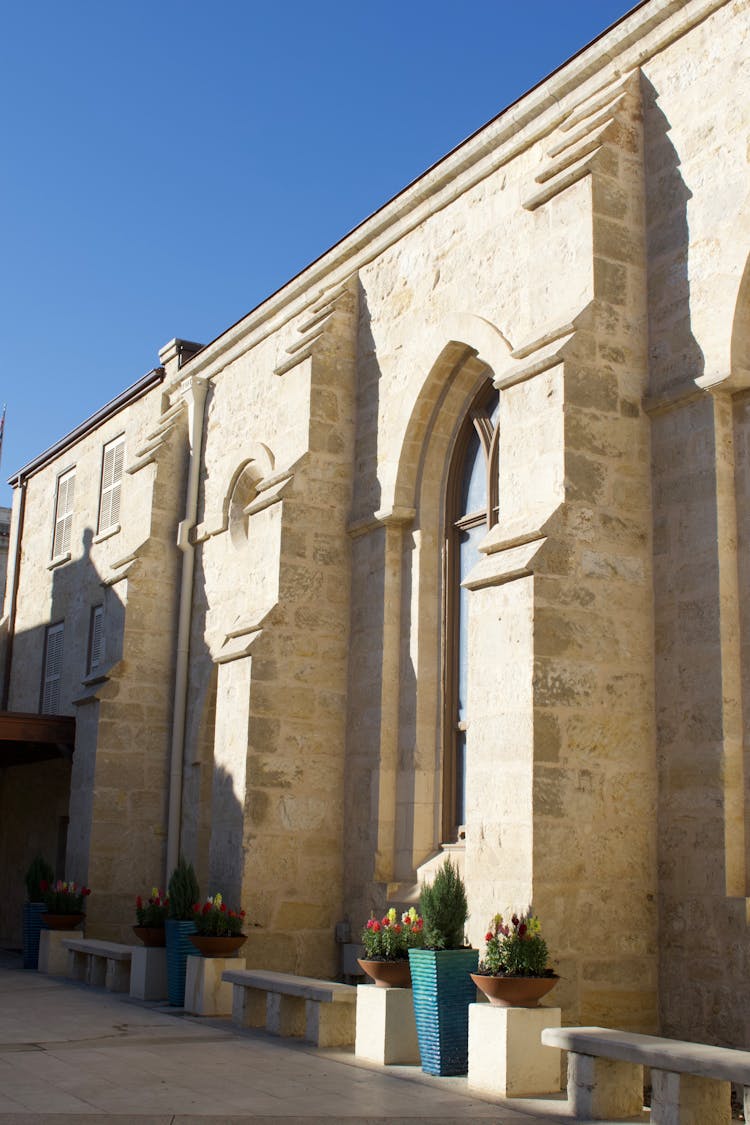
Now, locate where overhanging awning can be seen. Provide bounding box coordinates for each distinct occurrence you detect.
[0,711,75,768]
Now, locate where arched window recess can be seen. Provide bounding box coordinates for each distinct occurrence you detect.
[442,382,499,843]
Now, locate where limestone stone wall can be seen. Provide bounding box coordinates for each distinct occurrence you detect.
[2,0,749,1047]
[3,375,187,938]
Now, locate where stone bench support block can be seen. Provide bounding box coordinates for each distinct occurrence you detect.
[307,994,356,1048]
[61,939,132,993]
[129,947,168,1001]
[355,984,420,1065]
[567,1053,644,1118]
[38,930,80,976]
[185,955,245,1016]
[468,1004,562,1097]
[542,1025,748,1121]
[651,1069,731,1125]
[223,968,357,1047]
[232,985,266,1029]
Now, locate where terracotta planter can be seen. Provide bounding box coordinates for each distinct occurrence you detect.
[133,925,166,947]
[470,972,559,1008]
[357,958,412,988]
[42,913,85,930]
[188,933,246,957]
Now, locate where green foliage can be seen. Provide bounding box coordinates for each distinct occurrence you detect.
[193,894,245,936]
[361,907,425,960]
[419,858,468,950]
[167,856,200,920]
[479,911,551,977]
[135,889,169,927]
[25,855,55,903]
[41,880,91,913]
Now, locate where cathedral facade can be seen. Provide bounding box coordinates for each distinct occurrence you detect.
[2,0,750,1046]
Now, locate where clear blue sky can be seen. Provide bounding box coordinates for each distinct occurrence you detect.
[0,0,637,507]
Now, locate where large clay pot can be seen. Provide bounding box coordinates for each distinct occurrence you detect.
[188,933,246,957]
[357,958,412,988]
[42,913,85,930]
[470,972,559,1008]
[133,925,167,947]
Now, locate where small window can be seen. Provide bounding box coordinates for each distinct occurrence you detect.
[87,605,104,675]
[52,469,76,558]
[41,622,64,714]
[98,436,125,533]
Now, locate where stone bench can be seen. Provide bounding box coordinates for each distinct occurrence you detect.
[223,968,356,1047]
[62,938,133,993]
[541,1024,750,1124]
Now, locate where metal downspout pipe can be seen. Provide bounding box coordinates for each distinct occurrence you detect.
[166,376,208,877]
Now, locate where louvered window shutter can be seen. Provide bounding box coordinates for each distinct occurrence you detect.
[53,471,75,558]
[89,605,104,674]
[42,623,64,714]
[99,437,124,532]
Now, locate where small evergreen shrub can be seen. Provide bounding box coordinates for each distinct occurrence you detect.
[419,858,468,950]
[167,856,200,920]
[25,855,55,903]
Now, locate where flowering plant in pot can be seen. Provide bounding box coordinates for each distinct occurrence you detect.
[39,879,91,929]
[188,893,247,956]
[471,910,558,1007]
[358,907,424,987]
[22,856,55,968]
[133,888,169,947]
[408,858,478,1076]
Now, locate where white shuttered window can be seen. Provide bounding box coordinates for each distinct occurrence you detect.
[52,470,75,558]
[98,436,125,533]
[88,605,104,675]
[41,623,64,714]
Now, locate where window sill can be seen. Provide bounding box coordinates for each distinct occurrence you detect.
[47,552,71,571]
[93,523,121,544]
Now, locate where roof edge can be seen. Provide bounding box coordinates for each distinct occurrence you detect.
[9,367,165,486]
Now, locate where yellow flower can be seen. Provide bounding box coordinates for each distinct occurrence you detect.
[387,907,397,923]
[151,886,159,898]
[214,892,223,907]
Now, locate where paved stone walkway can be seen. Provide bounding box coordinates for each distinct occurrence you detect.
[0,951,644,1123]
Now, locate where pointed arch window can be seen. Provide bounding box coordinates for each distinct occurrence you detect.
[443,383,499,841]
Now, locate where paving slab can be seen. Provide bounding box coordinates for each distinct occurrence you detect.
[0,951,647,1123]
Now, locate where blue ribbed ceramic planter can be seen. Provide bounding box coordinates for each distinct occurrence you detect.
[165,919,197,1006]
[408,947,479,1076]
[22,902,47,970]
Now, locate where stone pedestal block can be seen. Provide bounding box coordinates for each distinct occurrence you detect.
[38,930,79,976]
[130,947,168,1001]
[355,984,420,1064]
[184,955,245,1016]
[468,1003,562,1097]
[651,1069,731,1125]
[568,1053,643,1118]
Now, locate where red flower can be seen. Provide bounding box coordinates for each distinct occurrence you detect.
[82,888,91,896]
[220,903,226,912]
[40,880,48,892]
[485,931,493,942]
[518,923,527,937]
[202,903,211,914]
[136,896,143,908]
[240,910,246,918]
[381,916,389,927]
[371,921,381,932]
